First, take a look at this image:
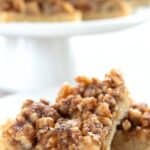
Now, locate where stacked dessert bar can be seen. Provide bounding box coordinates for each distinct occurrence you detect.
[0,69,149,150]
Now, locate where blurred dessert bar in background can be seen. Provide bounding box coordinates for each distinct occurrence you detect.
[0,0,134,22]
[0,0,81,22]
[68,0,131,20]
[0,0,149,22]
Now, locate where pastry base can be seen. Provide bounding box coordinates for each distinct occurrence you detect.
[0,11,81,22]
[104,90,130,150]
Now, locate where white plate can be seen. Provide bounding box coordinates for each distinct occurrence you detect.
[0,7,149,37]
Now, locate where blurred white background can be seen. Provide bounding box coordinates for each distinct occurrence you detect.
[0,21,150,103]
[71,22,150,102]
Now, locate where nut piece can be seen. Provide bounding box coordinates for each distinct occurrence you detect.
[128,108,142,121]
[36,117,54,129]
[96,102,112,117]
[100,117,112,126]
[122,119,131,131]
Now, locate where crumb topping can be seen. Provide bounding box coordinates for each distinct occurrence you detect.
[119,103,150,132]
[3,70,127,149]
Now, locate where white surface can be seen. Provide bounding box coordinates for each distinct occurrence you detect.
[0,8,149,37]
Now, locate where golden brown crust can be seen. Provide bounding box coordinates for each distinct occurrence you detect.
[0,70,129,150]
[0,11,81,22]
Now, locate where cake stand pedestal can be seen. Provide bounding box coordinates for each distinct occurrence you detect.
[0,37,74,91]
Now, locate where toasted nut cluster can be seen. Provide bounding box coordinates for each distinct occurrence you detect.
[119,103,150,132]
[0,0,75,14]
[3,70,126,150]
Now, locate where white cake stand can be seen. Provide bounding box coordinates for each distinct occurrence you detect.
[0,8,150,92]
